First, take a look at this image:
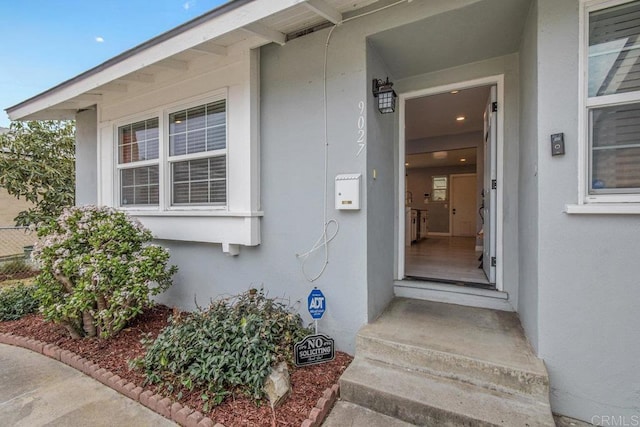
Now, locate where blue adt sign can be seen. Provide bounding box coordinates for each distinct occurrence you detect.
[307,289,326,320]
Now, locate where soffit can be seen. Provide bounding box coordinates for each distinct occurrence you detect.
[369,0,532,79]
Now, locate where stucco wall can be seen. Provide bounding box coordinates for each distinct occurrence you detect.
[517,0,539,352]
[366,42,396,321]
[0,189,33,226]
[536,0,640,420]
[75,109,98,205]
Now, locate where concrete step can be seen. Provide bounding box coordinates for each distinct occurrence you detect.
[356,298,549,400]
[356,332,549,399]
[322,401,415,427]
[340,357,555,427]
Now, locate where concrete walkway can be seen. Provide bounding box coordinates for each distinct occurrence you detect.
[0,343,176,426]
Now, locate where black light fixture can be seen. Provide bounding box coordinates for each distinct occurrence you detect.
[372,77,397,114]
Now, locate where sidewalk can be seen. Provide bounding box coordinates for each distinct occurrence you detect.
[0,343,176,426]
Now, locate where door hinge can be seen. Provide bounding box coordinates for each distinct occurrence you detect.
[491,179,497,190]
[491,257,497,267]
[492,102,498,112]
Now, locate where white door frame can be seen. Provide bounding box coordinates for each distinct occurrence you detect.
[449,173,477,237]
[397,75,505,291]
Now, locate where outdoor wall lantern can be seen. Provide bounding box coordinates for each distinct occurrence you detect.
[372,77,397,114]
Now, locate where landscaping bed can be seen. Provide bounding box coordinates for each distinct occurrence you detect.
[0,304,352,426]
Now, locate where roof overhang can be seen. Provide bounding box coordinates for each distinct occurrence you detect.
[6,0,378,121]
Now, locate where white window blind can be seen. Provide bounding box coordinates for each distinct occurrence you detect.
[168,100,227,205]
[117,118,159,206]
[588,0,640,194]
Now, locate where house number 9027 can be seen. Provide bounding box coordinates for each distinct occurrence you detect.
[356,101,366,157]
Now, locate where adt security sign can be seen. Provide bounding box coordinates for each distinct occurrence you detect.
[307,288,326,319]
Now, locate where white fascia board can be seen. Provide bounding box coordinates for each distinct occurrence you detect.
[8,0,306,121]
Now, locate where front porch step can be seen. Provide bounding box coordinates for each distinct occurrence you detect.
[357,298,549,400]
[340,357,554,426]
[356,332,548,399]
[322,401,414,427]
[332,298,555,426]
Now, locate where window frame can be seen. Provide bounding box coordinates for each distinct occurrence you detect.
[165,93,229,211]
[115,114,162,211]
[432,175,448,202]
[579,0,640,205]
[114,89,229,213]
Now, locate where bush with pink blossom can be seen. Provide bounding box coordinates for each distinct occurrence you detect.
[33,205,177,339]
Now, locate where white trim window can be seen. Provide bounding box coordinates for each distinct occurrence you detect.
[168,100,227,206]
[583,0,640,202]
[117,118,160,206]
[115,97,228,210]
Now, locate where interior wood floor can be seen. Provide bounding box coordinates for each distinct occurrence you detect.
[405,236,489,285]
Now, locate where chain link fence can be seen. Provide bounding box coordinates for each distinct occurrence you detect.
[0,227,40,283]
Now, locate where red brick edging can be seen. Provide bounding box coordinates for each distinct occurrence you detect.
[301,383,340,427]
[0,331,340,427]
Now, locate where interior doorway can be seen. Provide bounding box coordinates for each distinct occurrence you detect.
[399,78,500,288]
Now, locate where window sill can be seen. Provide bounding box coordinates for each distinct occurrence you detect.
[124,209,264,218]
[565,204,640,215]
[130,211,262,250]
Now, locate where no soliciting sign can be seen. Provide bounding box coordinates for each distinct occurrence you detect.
[294,334,335,367]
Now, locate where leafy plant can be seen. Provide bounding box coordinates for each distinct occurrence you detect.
[0,283,39,321]
[0,121,75,226]
[134,289,311,407]
[33,205,177,339]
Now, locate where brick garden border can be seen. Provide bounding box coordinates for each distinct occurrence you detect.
[0,331,339,427]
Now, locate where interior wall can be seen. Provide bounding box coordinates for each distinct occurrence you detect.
[518,0,539,352]
[536,0,640,420]
[406,164,477,234]
[407,131,484,242]
[396,53,519,306]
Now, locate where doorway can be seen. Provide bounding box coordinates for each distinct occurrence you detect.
[398,77,502,289]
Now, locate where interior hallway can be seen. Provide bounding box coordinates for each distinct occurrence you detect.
[405,236,489,285]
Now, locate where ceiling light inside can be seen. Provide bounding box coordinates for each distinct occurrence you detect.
[456,116,465,121]
[433,151,448,159]
[460,158,467,162]
[450,90,459,94]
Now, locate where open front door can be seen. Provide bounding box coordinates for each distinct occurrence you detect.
[483,86,497,283]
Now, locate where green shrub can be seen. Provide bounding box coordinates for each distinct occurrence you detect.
[33,205,177,339]
[0,283,39,321]
[135,289,311,409]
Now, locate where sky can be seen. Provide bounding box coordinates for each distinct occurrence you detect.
[0,0,230,127]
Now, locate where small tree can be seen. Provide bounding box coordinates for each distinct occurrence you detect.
[33,205,177,339]
[0,121,75,226]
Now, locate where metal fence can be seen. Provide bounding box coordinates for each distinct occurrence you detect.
[0,227,40,282]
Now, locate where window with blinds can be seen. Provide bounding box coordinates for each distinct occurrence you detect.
[588,0,640,194]
[168,100,227,205]
[117,118,160,206]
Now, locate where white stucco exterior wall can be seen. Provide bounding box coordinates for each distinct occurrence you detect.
[75,109,98,205]
[536,0,640,420]
[518,0,540,352]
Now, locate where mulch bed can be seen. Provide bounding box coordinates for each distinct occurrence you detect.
[0,305,352,426]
